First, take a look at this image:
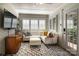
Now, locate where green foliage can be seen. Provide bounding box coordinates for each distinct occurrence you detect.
[68,26,77,42]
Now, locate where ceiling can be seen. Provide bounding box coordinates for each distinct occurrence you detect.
[11,3,66,14]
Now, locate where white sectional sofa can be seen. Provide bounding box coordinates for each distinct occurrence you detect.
[41,34,58,44]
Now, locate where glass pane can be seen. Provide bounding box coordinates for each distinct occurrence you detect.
[23,20,29,30]
[4,17,12,28]
[39,20,45,30]
[12,18,17,28]
[66,9,77,50]
[53,18,56,30]
[31,20,38,30]
[4,18,12,23]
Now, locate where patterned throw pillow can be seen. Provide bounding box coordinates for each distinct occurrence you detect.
[49,32,54,38]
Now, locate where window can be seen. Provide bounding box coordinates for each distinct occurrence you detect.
[22,19,46,30]
[53,18,56,30]
[12,18,17,28]
[4,17,12,28]
[50,19,53,29]
[31,20,38,30]
[67,19,73,29]
[39,20,45,30]
[23,20,29,30]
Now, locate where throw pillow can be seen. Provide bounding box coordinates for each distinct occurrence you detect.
[49,32,54,37]
[44,32,48,36]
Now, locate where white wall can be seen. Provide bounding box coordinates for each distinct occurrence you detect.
[0,29,8,55]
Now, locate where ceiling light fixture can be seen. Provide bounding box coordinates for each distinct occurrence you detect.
[39,3,44,4]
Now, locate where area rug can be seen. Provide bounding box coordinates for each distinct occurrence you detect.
[11,42,71,56]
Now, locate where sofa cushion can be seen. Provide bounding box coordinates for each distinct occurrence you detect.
[41,36,46,39]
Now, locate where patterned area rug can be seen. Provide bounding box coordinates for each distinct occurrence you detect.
[12,42,71,56]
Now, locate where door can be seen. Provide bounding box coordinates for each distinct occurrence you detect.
[65,9,78,55]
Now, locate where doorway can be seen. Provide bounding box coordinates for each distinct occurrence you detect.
[65,9,78,55]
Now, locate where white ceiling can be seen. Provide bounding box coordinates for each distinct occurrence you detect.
[11,3,66,14]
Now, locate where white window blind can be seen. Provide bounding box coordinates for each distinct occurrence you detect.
[23,20,29,30]
[39,20,45,30]
[31,20,38,30]
[23,19,46,30]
